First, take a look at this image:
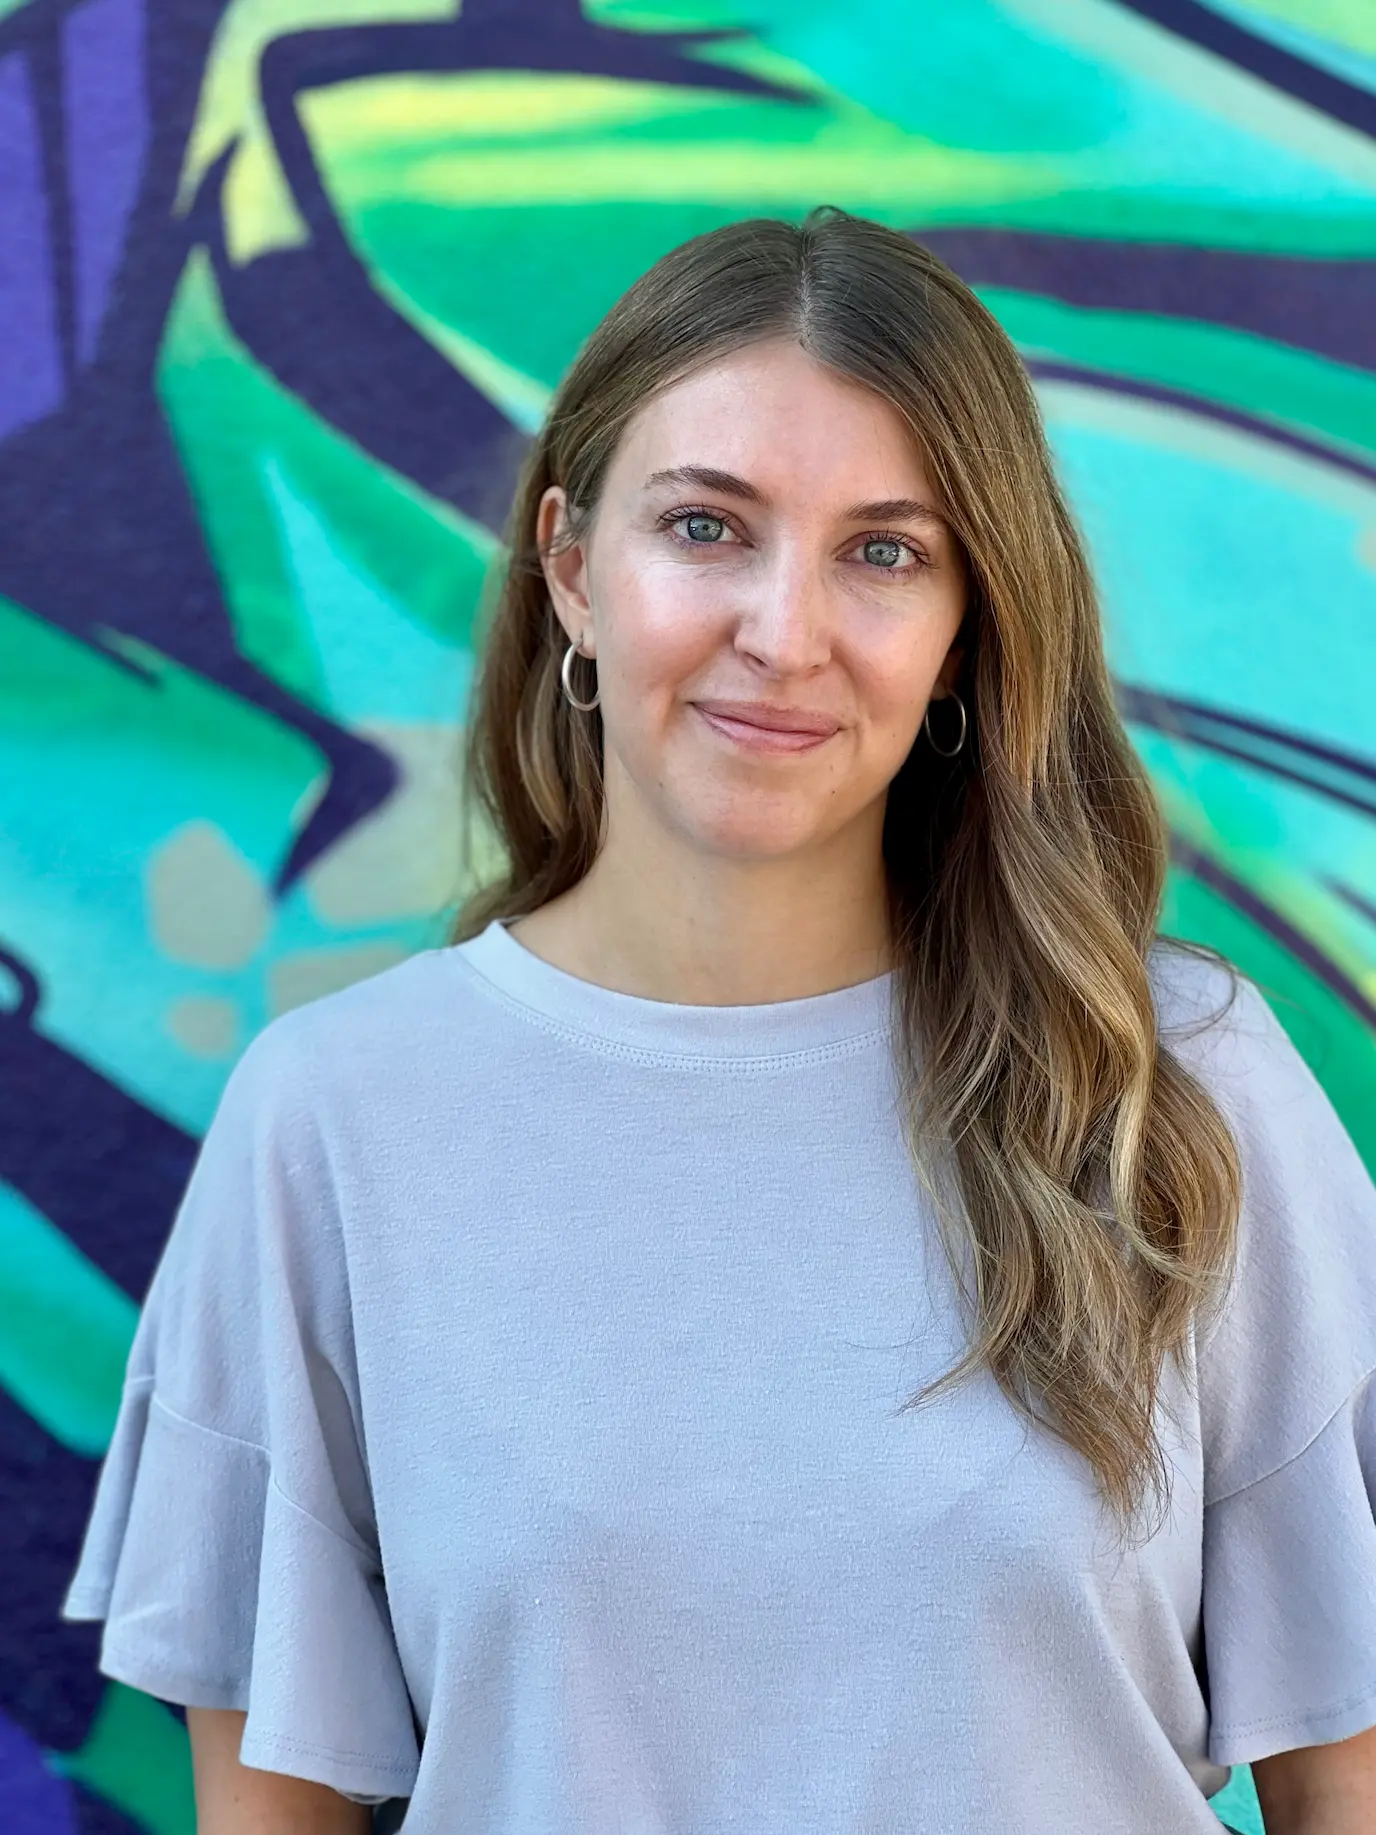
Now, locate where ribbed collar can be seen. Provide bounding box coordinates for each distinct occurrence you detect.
[450,918,896,1065]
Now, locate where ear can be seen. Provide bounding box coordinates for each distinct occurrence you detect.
[537,485,595,653]
[935,642,965,697]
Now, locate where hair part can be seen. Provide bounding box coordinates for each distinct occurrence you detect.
[453,206,1243,1550]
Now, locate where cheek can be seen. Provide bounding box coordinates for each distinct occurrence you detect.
[600,556,727,689]
[852,635,946,749]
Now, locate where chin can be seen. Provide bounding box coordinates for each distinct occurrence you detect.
[678,806,822,860]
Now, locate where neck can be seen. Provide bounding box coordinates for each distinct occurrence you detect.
[509,800,893,1009]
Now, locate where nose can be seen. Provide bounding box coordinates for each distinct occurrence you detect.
[732,544,833,677]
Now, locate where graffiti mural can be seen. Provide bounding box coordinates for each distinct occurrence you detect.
[1,0,1373,1828]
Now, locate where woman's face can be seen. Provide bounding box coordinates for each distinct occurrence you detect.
[538,337,969,866]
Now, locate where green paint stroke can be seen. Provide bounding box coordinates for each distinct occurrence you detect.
[49,1681,196,1835]
[158,248,499,716]
[0,592,327,894]
[1161,860,1376,1176]
[1231,0,1376,57]
[305,66,1062,207]
[343,199,759,390]
[0,1181,136,1457]
[983,286,1376,466]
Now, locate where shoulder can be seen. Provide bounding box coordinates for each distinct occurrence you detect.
[1146,937,1293,1105]
[1147,935,1254,1042]
[214,947,486,1136]
[1145,943,1369,1221]
[1154,950,1376,1495]
[159,949,481,1289]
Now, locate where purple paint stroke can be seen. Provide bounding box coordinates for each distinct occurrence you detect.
[1151,728,1376,823]
[0,51,63,440]
[1169,835,1376,1033]
[1024,356,1376,492]
[916,229,1376,379]
[1114,0,1376,140]
[1133,691,1376,792]
[0,1708,77,1835]
[1328,879,1376,933]
[1118,684,1376,821]
[63,0,148,368]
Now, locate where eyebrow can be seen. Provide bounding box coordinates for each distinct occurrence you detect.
[641,465,950,530]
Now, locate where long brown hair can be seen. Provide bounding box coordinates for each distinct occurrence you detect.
[452,206,1243,1549]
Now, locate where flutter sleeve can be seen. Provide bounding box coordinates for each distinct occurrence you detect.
[1163,961,1376,1768]
[61,1012,420,1804]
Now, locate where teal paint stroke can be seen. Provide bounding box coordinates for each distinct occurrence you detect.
[261,453,475,726]
[1199,0,1376,95]
[1041,379,1376,995]
[688,0,1376,205]
[1206,1758,1265,1833]
[982,285,1376,467]
[1134,728,1376,1028]
[0,595,327,1132]
[1001,0,1376,199]
[0,1180,136,1456]
[1038,379,1376,754]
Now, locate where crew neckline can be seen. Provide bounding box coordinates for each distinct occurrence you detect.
[449,918,897,1064]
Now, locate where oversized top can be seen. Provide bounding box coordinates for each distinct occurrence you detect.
[63,920,1376,1832]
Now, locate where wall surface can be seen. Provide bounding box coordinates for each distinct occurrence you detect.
[1,1,1374,1830]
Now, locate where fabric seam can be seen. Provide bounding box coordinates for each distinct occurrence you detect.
[148,1387,268,1458]
[444,948,890,1071]
[1203,1363,1376,1508]
[95,1646,413,1772]
[1212,1674,1376,1739]
[245,1729,417,1775]
[146,1389,377,1563]
[268,1471,376,1564]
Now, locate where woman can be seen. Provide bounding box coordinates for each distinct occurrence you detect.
[64,209,1376,1833]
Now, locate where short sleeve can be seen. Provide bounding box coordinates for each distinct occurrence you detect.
[1158,959,1376,1765]
[60,1015,420,1804]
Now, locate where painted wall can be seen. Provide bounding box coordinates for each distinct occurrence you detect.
[2,1,1373,1829]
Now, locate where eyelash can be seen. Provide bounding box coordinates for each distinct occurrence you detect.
[658,505,929,573]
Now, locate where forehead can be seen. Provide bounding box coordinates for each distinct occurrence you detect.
[609,340,936,504]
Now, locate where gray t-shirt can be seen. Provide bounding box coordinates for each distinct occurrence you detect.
[63,920,1376,1832]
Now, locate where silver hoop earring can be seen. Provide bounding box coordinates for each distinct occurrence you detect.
[923,691,967,757]
[561,638,600,712]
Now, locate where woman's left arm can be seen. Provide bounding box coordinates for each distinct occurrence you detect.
[1251,1722,1376,1833]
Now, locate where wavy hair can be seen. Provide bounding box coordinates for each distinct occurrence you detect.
[451,207,1244,1549]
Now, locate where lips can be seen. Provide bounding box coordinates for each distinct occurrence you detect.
[691,700,841,737]
[692,703,838,754]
